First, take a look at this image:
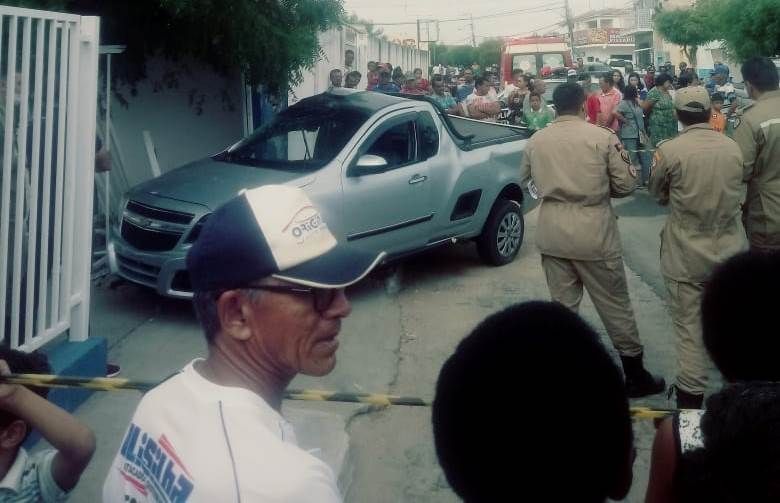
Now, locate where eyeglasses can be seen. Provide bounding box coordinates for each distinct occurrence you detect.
[242,284,340,313]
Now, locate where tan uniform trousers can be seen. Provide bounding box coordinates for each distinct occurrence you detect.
[541,255,643,357]
[664,278,711,395]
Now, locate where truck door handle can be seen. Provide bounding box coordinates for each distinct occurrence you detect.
[409,174,427,185]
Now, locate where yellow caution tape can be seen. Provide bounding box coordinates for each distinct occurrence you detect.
[0,374,680,418]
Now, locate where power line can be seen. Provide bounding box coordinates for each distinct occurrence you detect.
[503,20,566,39]
[369,3,564,26]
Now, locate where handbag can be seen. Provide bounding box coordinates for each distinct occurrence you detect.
[632,105,650,146]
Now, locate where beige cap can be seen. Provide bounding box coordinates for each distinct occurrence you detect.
[674,85,711,112]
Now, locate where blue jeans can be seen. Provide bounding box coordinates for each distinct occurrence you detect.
[621,137,650,185]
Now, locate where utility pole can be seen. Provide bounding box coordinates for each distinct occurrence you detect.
[564,0,576,63]
[469,14,476,47]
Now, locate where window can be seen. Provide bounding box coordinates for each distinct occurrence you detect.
[417,113,439,161]
[365,121,416,169]
[512,55,538,76]
[542,53,565,69]
[600,19,613,28]
[227,99,369,170]
[587,20,597,29]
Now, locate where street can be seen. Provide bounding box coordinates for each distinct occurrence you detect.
[343,190,682,503]
[64,189,724,502]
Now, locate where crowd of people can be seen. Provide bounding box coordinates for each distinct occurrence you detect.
[328,60,558,129]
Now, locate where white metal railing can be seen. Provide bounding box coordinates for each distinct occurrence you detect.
[0,6,99,351]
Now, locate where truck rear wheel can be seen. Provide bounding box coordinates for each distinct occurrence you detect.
[476,199,524,266]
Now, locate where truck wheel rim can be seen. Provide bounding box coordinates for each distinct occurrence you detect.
[497,211,522,257]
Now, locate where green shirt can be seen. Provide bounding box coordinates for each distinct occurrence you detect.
[646,87,677,146]
[524,107,554,131]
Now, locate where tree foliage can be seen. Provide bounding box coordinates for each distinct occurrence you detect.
[710,0,780,61]
[9,0,344,92]
[431,38,503,69]
[345,12,386,40]
[655,0,779,65]
[653,5,715,66]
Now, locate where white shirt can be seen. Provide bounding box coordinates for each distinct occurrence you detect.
[0,448,67,502]
[103,360,341,503]
[497,83,518,102]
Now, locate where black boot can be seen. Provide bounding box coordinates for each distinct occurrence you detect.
[620,354,666,398]
[675,386,704,410]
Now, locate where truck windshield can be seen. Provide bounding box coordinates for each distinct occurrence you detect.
[225,100,369,170]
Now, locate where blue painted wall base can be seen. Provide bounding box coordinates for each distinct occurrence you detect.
[24,337,106,448]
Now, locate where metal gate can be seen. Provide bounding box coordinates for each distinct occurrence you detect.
[0,6,99,351]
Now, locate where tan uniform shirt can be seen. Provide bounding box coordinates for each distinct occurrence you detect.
[519,115,636,261]
[650,123,748,283]
[734,89,780,249]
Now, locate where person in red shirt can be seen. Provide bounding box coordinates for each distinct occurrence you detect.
[644,65,656,90]
[586,84,601,124]
[597,73,622,131]
[413,68,430,93]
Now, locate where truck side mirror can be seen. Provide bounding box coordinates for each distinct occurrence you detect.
[352,154,388,176]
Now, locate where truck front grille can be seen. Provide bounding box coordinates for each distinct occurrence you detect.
[125,200,194,225]
[121,220,183,251]
[120,200,194,252]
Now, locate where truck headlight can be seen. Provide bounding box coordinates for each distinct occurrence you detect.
[184,214,210,243]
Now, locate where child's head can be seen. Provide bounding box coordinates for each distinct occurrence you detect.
[702,251,780,382]
[711,92,724,111]
[678,382,780,502]
[529,92,543,111]
[433,301,633,503]
[0,348,50,447]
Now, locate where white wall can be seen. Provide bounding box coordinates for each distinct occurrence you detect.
[578,47,634,63]
[290,25,430,103]
[110,57,244,189]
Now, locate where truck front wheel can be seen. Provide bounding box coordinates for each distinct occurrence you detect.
[476,199,524,266]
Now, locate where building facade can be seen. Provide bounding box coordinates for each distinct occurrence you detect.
[571,8,635,64]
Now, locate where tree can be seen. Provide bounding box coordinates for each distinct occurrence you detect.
[654,4,715,67]
[431,44,475,67]
[9,0,344,92]
[475,38,502,70]
[711,0,780,61]
[346,12,386,40]
[430,39,502,69]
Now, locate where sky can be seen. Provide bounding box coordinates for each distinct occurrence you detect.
[343,0,632,45]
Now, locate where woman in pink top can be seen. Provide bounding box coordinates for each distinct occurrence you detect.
[597,73,623,131]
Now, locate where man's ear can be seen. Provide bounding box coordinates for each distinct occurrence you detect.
[216,290,254,342]
[0,420,27,450]
[608,444,635,500]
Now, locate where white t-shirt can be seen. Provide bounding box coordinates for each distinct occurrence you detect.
[0,448,67,502]
[103,360,341,503]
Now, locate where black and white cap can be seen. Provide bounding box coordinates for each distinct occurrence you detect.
[186,185,385,291]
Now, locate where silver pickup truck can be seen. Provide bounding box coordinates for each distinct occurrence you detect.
[108,89,535,298]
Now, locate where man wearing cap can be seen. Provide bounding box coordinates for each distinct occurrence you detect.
[708,66,736,114]
[734,57,780,253]
[519,83,666,399]
[649,86,747,409]
[103,185,384,502]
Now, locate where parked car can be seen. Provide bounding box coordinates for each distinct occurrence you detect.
[109,89,536,298]
[577,62,613,84]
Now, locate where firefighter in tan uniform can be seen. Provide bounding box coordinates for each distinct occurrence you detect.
[733,57,780,252]
[649,86,748,409]
[519,83,665,398]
